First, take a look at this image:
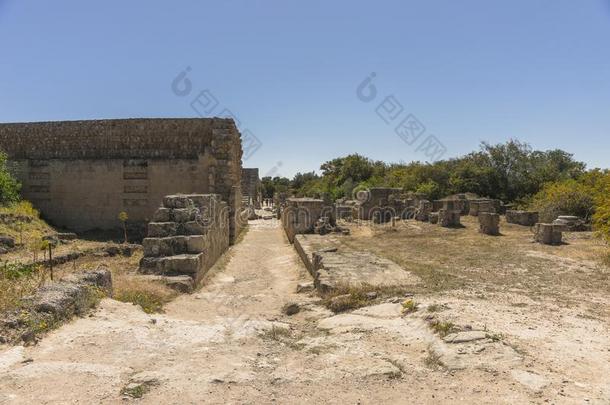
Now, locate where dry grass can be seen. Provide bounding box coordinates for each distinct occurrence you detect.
[0,202,55,246]
[113,276,178,314]
[423,346,445,370]
[260,325,292,341]
[0,263,46,313]
[341,216,610,304]
[320,283,411,313]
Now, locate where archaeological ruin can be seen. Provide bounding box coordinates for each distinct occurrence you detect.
[0,118,244,242]
[241,168,261,208]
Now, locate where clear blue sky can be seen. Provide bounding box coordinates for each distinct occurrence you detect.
[1,0,609,177]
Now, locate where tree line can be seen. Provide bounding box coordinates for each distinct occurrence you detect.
[261,140,610,240]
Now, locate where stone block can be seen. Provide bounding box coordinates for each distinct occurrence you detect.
[163,254,203,275]
[506,210,539,226]
[142,236,188,257]
[534,223,563,245]
[184,221,207,235]
[479,212,500,235]
[186,235,205,253]
[147,222,178,238]
[163,195,191,209]
[153,208,171,222]
[172,208,196,223]
[439,209,461,227]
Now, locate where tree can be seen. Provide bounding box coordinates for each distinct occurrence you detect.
[118,211,129,244]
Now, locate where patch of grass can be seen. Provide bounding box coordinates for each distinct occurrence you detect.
[120,380,158,399]
[486,332,504,342]
[429,320,457,337]
[113,277,177,314]
[321,283,411,313]
[423,346,444,370]
[602,251,610,267]
[0,263,45,313]
[260,325,292,341]
[401,299,419,314]
[427,304,443,313]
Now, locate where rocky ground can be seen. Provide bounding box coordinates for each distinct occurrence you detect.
[0,218,608,404]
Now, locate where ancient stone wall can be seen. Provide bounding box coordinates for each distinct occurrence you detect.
[241,168,261,208]
[0,118,243,243]
[139,194,230,288]
[282,198,326,243]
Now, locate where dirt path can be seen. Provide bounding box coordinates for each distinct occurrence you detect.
[0,220,608,404]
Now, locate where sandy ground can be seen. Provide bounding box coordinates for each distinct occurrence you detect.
[0,219,608,404]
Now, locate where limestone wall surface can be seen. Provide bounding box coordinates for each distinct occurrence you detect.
[0,118,243,242]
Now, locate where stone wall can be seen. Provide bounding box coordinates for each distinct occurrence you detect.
[282,198,326,243]
[506,210,539,227]
[0,118,243,243]
[354,187,402,220]
[139,194,230,287]
[241,168,261,208]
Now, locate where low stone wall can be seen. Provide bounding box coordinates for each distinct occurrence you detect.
[293,234,420,293]
[282,198,326,243]
[353,187,402,220]
[506,210,539,226]
[139,194,230,289]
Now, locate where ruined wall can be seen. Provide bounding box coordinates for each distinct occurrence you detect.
[140,194,230,286]
[0,118,243,242]
[241,168,261,208]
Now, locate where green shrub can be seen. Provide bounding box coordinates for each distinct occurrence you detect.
[530,179,595,222]
[0,152,21,205]
[592,175,610,242]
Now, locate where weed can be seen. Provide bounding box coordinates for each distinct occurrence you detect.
[260,325,292,341]
[113,277,177,314]
[321,283,411,313]
[486,332,504,342]
[423,346,444,370]
[427,304,442,313]
[401,299,419,314]
[430,320,457,337]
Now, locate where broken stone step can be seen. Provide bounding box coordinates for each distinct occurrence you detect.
[153,208,197,223]
[163,195,192,209]
[139,253,203,276]
[133,275,195,293]
[147,222,178,238]
[142,236,205,257]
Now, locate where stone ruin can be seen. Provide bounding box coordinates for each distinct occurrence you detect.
[139,194,230,292]
[438,209,461,227]
[0,118,243,243]
[506,210,539,226]
[415,200,432,222]
[533,223,563,245]
[282,198,326,243]
[478,212,500,235]
[552,215,590,232]
[241,168,261,209]
[437,200,462,227]
[469,199,500,216]
[353,187,402,221]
